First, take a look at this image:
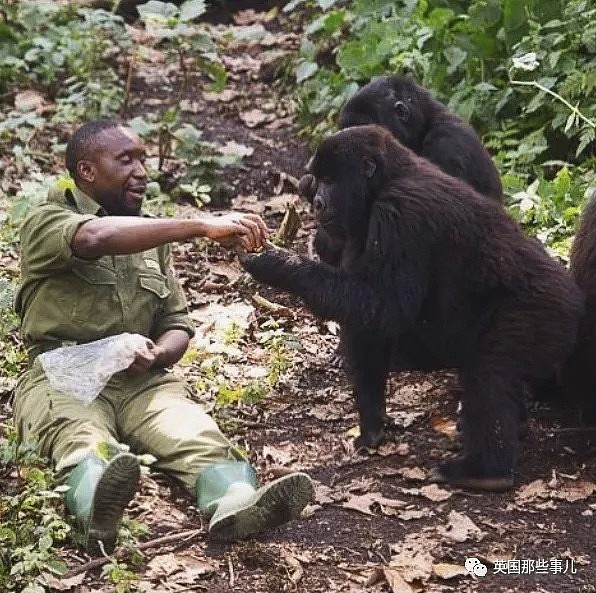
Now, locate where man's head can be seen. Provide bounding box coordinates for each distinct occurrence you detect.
[65,119,147,216]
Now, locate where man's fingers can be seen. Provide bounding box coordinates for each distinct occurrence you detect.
[240,219,261,250]
[243,213,270,238]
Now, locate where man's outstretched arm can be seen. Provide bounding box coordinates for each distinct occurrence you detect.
[72,213,269,258]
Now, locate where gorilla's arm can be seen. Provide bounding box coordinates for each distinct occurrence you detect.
[242,238,430,335]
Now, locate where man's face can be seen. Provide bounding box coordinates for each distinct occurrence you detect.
[79,126,147,216]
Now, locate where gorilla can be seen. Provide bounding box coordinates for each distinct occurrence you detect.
[242,126,583,491]
[560,194,596,423]
[301,76,503,363]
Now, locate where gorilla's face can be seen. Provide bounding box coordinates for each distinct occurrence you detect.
[338,76,428,152]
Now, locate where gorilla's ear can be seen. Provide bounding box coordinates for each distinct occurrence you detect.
[363,156,376,178]
[394,100,410,121]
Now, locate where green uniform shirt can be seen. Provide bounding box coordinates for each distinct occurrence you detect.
[15,183,195,364]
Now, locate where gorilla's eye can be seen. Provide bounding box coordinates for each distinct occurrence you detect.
[394,101,410,121]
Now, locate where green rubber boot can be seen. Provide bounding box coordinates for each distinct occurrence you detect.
[196,461,314,542]
[65,452,140,555]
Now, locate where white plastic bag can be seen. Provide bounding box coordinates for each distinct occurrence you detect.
[38,333,150,404]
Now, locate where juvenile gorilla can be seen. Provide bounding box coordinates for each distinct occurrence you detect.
[302,76,503,361]
[243,126,583,491]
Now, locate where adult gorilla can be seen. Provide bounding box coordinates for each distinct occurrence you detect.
[301,76,503,362]
[560,194,596,423]
[242,126,583,491]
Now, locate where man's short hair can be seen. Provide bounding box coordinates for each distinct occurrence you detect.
[65,118,124,179]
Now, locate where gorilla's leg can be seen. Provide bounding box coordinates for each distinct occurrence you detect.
[430,364,520,491]
[343,330,391,449]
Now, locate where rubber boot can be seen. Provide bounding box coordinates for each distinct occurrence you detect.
[196,461,314,542]
[65,452,140,555]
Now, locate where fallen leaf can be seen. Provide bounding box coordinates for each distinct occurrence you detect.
[438,510,485,543]
[179,99,201,113]
[218,140,254,159]
[233,8,261,25]
[262,444,295,466]
[515,479,550,505]
[231,194,265,214]
[399,467,426,481]
[390,534,436,582]
[15,90,45,112]
[314,481,334,504]
[204,89,241,102]
[430,415,459,438]
[553,481,596,502]
[433,563,468,579]
[240,108,273,128]
[383,568,415,593]
[377,441,410,457]
[420,484,452,502]
[342,492,406,516]
[398,509,427,521]
[43,572,86,591]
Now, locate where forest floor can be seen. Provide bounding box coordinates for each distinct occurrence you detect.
[1,5,595,593]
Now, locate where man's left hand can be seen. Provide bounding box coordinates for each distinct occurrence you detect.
[127,339,165,375]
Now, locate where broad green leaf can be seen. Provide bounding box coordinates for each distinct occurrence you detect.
[296,61,318,83]
[136,1,178,21]
[179,0,206,22]
[317,0,339,10]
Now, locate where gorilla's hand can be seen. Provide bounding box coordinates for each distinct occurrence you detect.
[240,249,306,291]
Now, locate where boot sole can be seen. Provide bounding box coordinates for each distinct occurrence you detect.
[210,473,314,542]
[86,453,140,555]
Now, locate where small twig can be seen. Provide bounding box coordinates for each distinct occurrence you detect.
[227,553,235,588]
[252,293,295,318]
[62,529,202,579]
[510,79,596,128]
[121,54,136,117]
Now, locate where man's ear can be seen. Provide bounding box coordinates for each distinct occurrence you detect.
[77,160,96,183]
[363,156,376,178]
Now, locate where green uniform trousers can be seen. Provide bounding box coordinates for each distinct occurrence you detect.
[13,360,242,493]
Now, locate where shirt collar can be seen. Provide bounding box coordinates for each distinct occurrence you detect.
[69,186,106,216]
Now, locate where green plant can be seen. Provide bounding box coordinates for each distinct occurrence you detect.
[216,381,268,407]
[129,110,242,205]
[0,278,26,379]
[1,2,131,119]
[0,426,71,592]
[137,0,226,91]
[101,558,140,593]
[257,320,301,386]
[289,0,595,254]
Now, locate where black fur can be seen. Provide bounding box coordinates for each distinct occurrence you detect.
[243,126,583,488]
[305,76,503,364]
[560,195,596,422]
[338,75,503,201]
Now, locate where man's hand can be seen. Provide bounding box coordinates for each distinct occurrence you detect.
[127,339,165,375]
[202,213,270,252]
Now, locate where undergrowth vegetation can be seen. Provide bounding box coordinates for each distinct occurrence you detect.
[290,0,595,254]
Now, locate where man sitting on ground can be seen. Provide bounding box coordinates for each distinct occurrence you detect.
[13,118,313,555]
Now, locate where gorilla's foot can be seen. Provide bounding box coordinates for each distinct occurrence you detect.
[355,428,386,451]
[428,458,514,491]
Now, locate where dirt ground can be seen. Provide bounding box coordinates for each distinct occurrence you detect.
[1,6,596,593]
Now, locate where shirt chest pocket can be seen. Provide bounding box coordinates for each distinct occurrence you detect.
[139,273,171,299]
[70,261,118,323]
